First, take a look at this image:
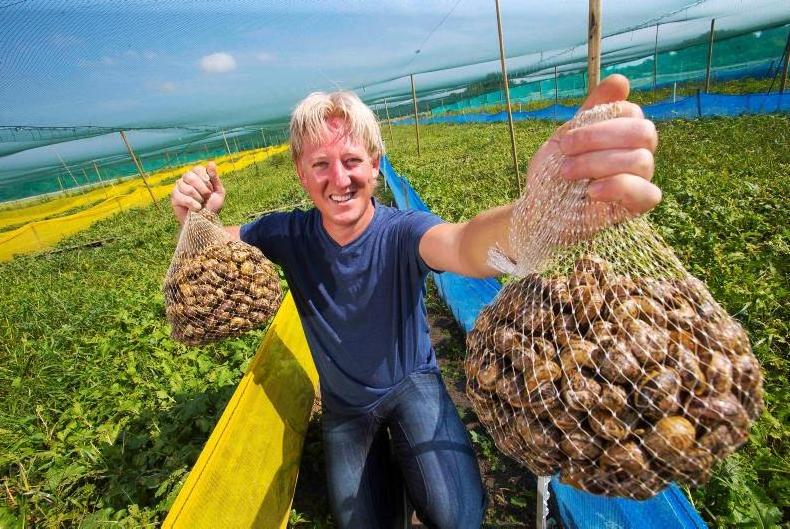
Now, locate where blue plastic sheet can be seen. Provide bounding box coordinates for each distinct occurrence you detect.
[396,91,789,125]
[379,156,708,529]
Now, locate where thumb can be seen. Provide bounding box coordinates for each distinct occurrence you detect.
[579,74,630,111]
[206,161,223,191]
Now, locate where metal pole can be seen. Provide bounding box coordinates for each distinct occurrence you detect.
[673,82,677,103]
[494,0,520,192]
[653,23,659,94]
[119,131,159,209]
[536,475,550,529]
[54,150,79,187]
[384,97,394,145]
[588,0,602,92]
[221,130,237,172]
[705,19,716,93]
[554,66,559,119]
[410,74,421,157]
[781,31,790,92]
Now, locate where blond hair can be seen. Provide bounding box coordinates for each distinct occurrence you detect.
[289,91,384,161]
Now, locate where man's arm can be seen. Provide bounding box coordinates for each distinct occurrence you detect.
[419,75,660,279]
[226,226,241,241]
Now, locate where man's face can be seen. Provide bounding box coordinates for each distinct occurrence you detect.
[295,117,380,234]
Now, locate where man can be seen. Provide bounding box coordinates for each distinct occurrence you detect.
[171,74,660,528]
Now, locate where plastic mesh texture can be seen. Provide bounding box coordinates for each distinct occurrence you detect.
[466,104,764,500]
[163,209,282,346]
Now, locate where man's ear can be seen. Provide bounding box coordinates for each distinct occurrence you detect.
[294,159,308,187]
[371,156,381,180]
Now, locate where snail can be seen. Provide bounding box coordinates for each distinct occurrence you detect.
[699,350,734,394]
[571,285,605,326]
[588,409,629,441]
[594,340,642,384]
[596,383,628,414]
[643,416,696,460]
[685,393,750,430]
[558,339,598,371]
[560,430,603,461]
[574,255,611,282]
[599,441,648,475]
[561,371,601,412]
[635,367,682,420]
[511,337,556,371]
[476,363,499,392]
[666,342,707,395]
[622,318,669,366]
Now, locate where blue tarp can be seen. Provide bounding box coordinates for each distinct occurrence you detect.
[379,155,708,529]
[396,91,790,125]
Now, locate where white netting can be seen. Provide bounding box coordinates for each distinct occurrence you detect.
[466,104,763,500]
[163,209,282,345]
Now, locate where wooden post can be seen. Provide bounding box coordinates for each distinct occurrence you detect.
[588,0,602,92]
[781,31,790,92]
[119,130,159,209]
[494,0,521,192]
[54,150,79,187]
[653,24,659,94]
[705,19,716,92]
[554,66,559,119]
[221,130,237,172]
[384,98,394,145]
[410,74,421,157]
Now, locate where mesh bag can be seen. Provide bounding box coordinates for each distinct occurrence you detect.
[465,103,764,500]
[163,209,282,345]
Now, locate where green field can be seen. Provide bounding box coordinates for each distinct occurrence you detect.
[1,113,788,528]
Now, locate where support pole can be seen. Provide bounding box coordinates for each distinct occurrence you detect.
[410,74,421,157]
[221,130,237,172]
[554,66,559,119]
[261,129,267,148]
[54,150,79,188]
[781,30,790,92]
[56,175,64,193]
[588,0,602,92]
[384,98,394,145]
[494,0,520,192]
[705,19,716,93]
[653,24,659,94]
[119,131,159,209]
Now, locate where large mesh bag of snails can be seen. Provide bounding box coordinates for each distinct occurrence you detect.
[465,103,763,500]
[163,209,282,345]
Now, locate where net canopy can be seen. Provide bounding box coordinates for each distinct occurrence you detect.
[1,0,788,201]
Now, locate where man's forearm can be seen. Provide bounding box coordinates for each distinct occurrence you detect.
[225,225,241,241]
[455,203,514,278]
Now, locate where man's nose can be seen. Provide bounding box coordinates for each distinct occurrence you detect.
[328,160,352,188]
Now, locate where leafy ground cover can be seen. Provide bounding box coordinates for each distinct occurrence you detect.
[1,111,788,528]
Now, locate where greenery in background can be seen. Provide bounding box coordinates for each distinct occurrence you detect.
[386,114,789,528]
[1,108,788,527]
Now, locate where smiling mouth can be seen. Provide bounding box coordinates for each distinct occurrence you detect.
[329,191,356,204]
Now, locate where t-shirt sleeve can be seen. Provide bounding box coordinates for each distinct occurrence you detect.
[398,209,445,276]
[239,211,291,266]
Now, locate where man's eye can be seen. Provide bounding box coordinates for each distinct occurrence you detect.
[345,158,362,166]
[313,161,328,169]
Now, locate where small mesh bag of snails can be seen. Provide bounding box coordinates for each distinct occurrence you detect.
[163,209,282,345]
[465,103,764,500]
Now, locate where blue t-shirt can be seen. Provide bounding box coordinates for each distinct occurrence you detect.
[240,199,444,415]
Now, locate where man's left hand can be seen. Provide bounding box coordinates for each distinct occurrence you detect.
[527,74,661,216]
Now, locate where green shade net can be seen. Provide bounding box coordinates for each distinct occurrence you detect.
[1,0,788,202]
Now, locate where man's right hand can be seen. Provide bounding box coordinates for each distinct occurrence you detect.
[171,161,226,225]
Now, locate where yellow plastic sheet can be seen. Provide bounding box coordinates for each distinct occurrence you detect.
[0,145,288,231]
[164,291,318,529]
[0,145,290,261]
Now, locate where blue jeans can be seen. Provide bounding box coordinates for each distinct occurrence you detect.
[322,371,487,529]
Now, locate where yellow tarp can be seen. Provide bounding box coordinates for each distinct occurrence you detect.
[0,145,288,231]
[0,145,289,261]
[164,291,318,529]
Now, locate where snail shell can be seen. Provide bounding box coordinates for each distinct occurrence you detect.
[643,415,696,460]
[560,430,603,461]
[635,367,682,420]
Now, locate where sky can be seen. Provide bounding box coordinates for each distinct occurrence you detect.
[0,0,788,186]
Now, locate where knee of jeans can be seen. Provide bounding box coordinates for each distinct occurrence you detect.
[418,486,486,529]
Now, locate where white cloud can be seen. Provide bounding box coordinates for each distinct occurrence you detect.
[160,81,176,93]
[143,50,158,60]
[256,51,275,63]
[100,56,116,66]
[200,52,237,73]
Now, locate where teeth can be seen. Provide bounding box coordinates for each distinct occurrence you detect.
[330,192,353,203]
